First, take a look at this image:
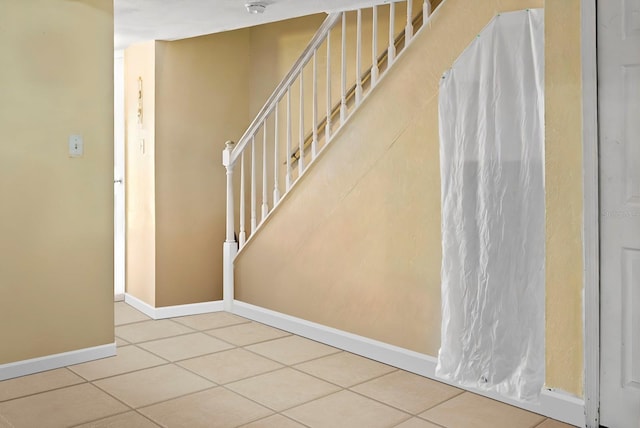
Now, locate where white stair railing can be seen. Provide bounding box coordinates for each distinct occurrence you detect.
[222,0,434,309]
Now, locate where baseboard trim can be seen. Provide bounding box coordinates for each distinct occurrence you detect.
[124,293,224,320]
[114,293,125,302]
[232,301,585,427]
[0,343,116,382]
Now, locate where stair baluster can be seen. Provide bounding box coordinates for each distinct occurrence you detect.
[222,1,438,307]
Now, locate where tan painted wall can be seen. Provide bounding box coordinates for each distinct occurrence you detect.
[126,11,403,306]
[0,0,114,364]
[154,31,250,306]
[544,0,584,396]
[235,0,544,357]
[248,14,325,118]
[244,6,422,229]
[235,0,587,397]
[248,3,422,129]
[125,41,157,306]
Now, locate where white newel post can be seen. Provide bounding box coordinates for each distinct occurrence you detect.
[222,141,237,312]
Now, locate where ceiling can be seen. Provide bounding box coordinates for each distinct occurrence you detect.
[115,0,389,50]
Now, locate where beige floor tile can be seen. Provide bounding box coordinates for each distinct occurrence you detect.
[419,392,546,428]
[0,368,84,402]
[239,414,306,428]
[139,387,272,428]
[138,332,234,361]
[73,411,160,427]
[115,319,193,343]
[115,302,150,325]
[285,390,410,428]
[246,335,340,365]
[226,367,340,411]
[115,337,129,347]
[93,364,214,408]
[352,371,463,414]
[535,419,578,428]
[0,383,128,428]
[69,346,167,381]
[178,348,282,384]
[294,351,396,387]
[393,417,442,428]
[206,322,290,346]
[172,312,249,330]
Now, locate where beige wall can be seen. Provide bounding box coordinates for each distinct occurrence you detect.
[236,0,544,356]
[244,6,422,224]
[0,0,114,364]
[544,0,584,396]
[154,31,250,306]
[247,4,419,118]
[248,14,325,118]
[125,41,157,306]
[124,14,354,307]
[236,0,586,398]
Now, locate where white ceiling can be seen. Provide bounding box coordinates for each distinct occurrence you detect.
[115,0,390,50]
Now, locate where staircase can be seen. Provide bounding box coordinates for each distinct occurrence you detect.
[222,0,436,308]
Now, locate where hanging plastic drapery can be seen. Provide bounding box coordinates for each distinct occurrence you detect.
[436,9,545,402]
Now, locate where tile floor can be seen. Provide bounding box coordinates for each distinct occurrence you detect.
[0,302,577,428]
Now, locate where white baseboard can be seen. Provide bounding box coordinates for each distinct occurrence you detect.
[124,293,224,320]
[114,293,125,302]
[0,343,116,382]
[232,301,585,427]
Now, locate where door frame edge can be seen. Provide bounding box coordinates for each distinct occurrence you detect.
[581,0,600,426]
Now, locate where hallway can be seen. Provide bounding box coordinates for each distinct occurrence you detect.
[0,303,574,427]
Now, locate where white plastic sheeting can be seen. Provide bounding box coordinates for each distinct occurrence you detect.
[436,9,545,402]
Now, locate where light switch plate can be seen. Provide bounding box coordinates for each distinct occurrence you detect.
[68,134,83,157]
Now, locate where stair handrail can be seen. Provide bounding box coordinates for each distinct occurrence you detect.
[290,6,427,162]
[222,1,434,310]
[229,12,343,167]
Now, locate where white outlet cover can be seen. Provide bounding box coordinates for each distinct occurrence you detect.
[68,134,83,157]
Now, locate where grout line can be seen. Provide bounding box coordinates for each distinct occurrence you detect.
[114,317,154,327]
[273,413,313,428]
[88,380,140,410]
[67,409,135,428]
[197,332,246,348]
[169,313,252,330]
[132,408,163,427]
[0,376,90,404]
[390,414,417,428]
[238,343,339,371]
[236,412,312,428]
[106,309,556,428]
[132,384,219,411]
[177,357,284,387]
[171,319,252,330]
[202,328,293,347]
[286,358,397,391]
[172,362,226,386]
[132,339,238,365]
[414,414,448,428]
[218,381,292,417]
[74,361,174,383]
[344,380,465,419]
[96,378,218,412]
[114,329,203,346]
[229,381,345,415]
